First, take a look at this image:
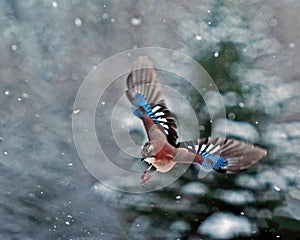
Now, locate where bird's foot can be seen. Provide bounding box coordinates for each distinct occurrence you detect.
[141,164,157,184]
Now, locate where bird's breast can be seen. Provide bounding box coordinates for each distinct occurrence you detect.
[152,160,176,173]
[143,141,177,173]
[144,156,176,173]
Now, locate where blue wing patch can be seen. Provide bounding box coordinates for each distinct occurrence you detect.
[132,107,143,118]
[195,143,228,170]
[131,93,178,146]
[132,93,147,107]
[200,151,227,170]
[132,93,158,122]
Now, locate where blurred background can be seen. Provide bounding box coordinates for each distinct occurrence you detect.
[1,0,300,239]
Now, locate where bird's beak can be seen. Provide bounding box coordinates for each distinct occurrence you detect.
[141,157,145,161]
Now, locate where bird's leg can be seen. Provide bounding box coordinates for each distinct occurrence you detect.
[141,164,157,184]
[141,164,153,183]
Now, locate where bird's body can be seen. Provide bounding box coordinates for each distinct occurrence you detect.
[126,56,267,183]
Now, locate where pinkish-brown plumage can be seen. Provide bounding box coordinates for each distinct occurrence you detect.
[126,56,267,183]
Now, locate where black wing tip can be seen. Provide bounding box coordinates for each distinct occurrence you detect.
[132,56,154,70]
[220,143,267,173]
[209,136,268,155]
[125,56,162,105]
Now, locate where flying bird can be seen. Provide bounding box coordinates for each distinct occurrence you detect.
[126,56,267,183]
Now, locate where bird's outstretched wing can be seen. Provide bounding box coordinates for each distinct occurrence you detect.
[126,56,178,147]
[179,136,267,172]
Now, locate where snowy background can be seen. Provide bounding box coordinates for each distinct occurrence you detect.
[1,0,300,239]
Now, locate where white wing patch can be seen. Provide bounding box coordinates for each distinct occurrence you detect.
[155,112,164,117]
[152,105,161,112]
[209,145,221,154]
[157,117,167,122]
[200,144,206,152]
[148,104,178,147]
[206,144,214,152]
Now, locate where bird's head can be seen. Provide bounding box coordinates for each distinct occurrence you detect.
[141,141,155,159]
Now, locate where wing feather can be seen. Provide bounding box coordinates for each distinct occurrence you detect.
[179,136,267,173]
[126,56,165,105]
[126,56,178,146]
